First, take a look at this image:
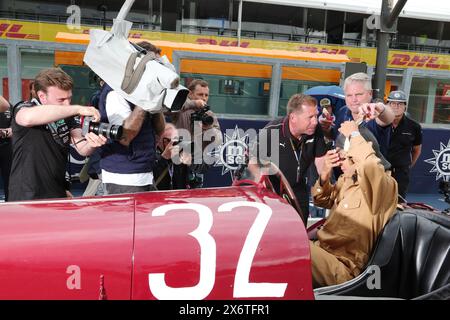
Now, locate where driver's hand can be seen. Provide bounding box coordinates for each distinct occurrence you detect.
[338,120,359,138]
[320,149,341,184]
[323,149,341,171]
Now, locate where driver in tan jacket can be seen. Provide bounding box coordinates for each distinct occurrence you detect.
[310,120,398,287]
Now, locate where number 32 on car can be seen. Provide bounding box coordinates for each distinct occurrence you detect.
[148,201,288,300]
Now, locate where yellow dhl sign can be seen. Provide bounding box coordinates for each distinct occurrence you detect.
[1,19,449,71]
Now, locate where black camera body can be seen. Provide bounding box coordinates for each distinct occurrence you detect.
[172,136,193,153]
[0,129,8,139]
[81,116,123,141]
[190,105,214,127]
[188,171,203,189]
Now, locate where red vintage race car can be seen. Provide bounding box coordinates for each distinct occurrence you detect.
[0,168,449,300]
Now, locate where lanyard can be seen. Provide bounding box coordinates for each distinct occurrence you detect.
[168,162,174,179]
[290,137,302,183]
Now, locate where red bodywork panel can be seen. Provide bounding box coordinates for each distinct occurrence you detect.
[0,197,134,299]
[0,185,313,300]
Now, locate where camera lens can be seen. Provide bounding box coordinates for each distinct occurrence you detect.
[109,125,123,140]
[89,122,104,137]
[89,123,123,141]
[202,114,214,126]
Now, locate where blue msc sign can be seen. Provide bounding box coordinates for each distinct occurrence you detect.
[425,139,450,182]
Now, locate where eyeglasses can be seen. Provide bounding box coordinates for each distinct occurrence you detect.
[389,102,406,107]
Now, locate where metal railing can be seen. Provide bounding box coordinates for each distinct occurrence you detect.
[182,25,450,53]
[181,25,325,43]
[342,38,450,54]
[0,10,159,30]
[1,10,449,54]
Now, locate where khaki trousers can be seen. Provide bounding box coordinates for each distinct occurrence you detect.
[310,241,354,288]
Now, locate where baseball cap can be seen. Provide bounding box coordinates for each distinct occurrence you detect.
[387,90,407,103]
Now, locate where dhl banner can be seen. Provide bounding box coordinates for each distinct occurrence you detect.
[1,19,449,71]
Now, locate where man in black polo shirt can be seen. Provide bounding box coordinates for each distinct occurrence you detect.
[254,94,327,225]
[9,68,107,201]
[387,90,422,203]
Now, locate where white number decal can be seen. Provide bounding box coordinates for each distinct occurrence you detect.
[218,201,287,298]
[148,203,216,300]
[148,201,287,299]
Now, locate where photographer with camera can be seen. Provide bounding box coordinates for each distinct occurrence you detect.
[154,123,192,190]
[173,79,222,188]
[0,95,12,201]
[98,41,166,195]
[8,68,107,201]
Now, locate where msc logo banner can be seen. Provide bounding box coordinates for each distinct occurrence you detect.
[425,139,450,181]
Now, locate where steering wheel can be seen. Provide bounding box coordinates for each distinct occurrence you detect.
[265,163,305,220]
[233,162,305,221]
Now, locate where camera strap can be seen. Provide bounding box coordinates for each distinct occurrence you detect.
[19,99,71,148]
[46,119,72,149]
[121,51,157,94]
[155,167,169,187]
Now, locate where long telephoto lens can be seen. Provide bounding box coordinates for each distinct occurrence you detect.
[89,123,123,141]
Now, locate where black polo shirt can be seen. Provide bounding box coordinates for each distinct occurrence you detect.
[387,115,422,168]
[9,100,77,201]
[260,116,327,195]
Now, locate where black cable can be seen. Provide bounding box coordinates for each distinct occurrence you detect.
[74,138,87,145]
